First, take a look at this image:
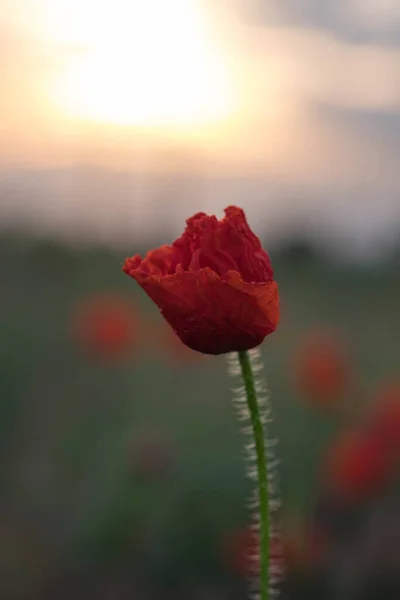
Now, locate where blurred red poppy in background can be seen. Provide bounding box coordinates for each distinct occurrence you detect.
[293,330,350,406]
[221,526,286,579]
[127,431,173,481]
[277,522,327,572]
[368,381,400,458]
[305,523,329,568]
[322,429,392,501]
[221,527,260,576]
[123,206,279,355]
[71,293,140,362]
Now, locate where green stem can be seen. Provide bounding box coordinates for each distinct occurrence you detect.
[238,350,269,600]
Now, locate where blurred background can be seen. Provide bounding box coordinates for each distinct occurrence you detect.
[1,1,399,599]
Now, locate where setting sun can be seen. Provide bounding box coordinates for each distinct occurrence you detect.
[47,0,235,128]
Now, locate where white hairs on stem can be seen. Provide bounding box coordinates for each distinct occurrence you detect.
[228,348,284,599]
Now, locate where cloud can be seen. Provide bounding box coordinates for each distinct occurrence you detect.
[230,0,400,45]
[339,0,400,31]
[0,0,399,218]
[236,24,400,113]
[202,17,400,187]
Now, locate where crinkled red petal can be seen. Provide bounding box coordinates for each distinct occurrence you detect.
[124,264,279,355]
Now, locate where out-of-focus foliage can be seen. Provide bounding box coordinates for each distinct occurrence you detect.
[0,232,399,599]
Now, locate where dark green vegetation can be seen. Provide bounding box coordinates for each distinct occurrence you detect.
[1,233,399,599]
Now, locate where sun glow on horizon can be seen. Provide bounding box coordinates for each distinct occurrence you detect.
[48,0,236,129]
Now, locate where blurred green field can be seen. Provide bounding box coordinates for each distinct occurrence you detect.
[1,233,399,599]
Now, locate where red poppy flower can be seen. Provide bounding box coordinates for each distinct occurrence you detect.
[294,331,349,405]
[368,381,400,456]
[163,325,206,364]
[71,293,139,362]
[323,430,391,500]
[123,206,279,355]
[148,320,205,365]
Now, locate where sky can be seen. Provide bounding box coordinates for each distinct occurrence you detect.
[1,0,400,260]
